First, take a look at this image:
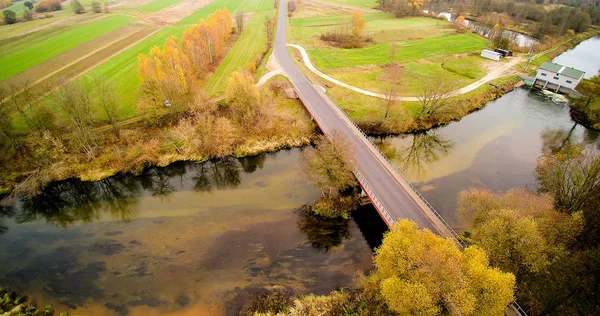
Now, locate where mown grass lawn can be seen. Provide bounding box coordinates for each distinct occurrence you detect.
[177,0,245,25]
[204,0,274,95]
[309,33,488,70]
[0,15,134,81]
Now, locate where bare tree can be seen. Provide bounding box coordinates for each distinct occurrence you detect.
[235,11,244,33]
[9,81,38,130]
[49,79,96,156]
[92,76,121,138]
[382,43,401,119]
[416,76,456,123]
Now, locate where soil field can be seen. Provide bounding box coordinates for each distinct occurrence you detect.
[144,0,214,25]
[177,0,244,25]
[0,15,135,81]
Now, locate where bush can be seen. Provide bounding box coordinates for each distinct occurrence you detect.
[2,10,16,24]
[91,0,101,13]
[35,0,62,13]
[24,1,33,9]
[71,0,84,14]
[23,9,33,21]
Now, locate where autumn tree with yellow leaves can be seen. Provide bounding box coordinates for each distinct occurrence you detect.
[350,11,365,38]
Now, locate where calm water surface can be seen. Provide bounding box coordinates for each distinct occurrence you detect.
[0,150,376,315]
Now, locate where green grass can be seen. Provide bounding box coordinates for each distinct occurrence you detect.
[442,56,487,79]
[0,1,25,13]
[84,26,188,117]
[138,0,185,12]
[177,0,245,25]
[0,15,134,81]
[204,0,274,95]
[309,33,488,70]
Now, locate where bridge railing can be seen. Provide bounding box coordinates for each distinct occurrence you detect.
[355,171,396,226]
[315,86,466,248]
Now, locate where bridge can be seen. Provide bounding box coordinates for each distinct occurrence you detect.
[273,2,528,314]
[273,0,460,242]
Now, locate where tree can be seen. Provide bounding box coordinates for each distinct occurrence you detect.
[416,76,456,123]
[92,76,121,137]
[24,1,33,10]
[71,0,84,14]
[381,62,402,119]
[3,10,16,24]
[225,71,261,127]
[350,11,365,37]
[372,220,516,315]
[102,1,109,12]
[300,133,356,197]
[288,0,296,13]
[49,79,96,155]
[91,0,101,13]
[235,11,244,33]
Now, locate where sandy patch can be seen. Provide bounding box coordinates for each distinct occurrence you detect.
[145,0,214,25]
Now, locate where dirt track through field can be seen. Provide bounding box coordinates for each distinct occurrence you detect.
[145,0,214,25]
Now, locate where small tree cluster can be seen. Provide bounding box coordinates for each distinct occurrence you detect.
[2,9,16,24]
[454,15,468,33]
[91,0,101,13]
[138,9,232,102]
[35,0,62,12]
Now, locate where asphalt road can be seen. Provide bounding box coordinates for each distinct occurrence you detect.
[274,0,445,235]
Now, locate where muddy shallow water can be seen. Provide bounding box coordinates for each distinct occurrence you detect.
[0,149,377,315]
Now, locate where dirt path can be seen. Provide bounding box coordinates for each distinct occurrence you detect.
[288,43,523,101]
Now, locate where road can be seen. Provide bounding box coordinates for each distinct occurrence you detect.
[274,0,453,237]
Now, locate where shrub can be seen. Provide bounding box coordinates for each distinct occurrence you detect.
[23,9,33,21]
[2,10,16,24]
[71,0,84,14]
[35,0,62,13]
[24,1,33,9]
[91,0,101,12]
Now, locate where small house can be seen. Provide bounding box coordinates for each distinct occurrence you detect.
[534,62,585,91]
[480,49,502,61]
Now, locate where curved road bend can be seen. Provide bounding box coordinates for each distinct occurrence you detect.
[274,0,447,236]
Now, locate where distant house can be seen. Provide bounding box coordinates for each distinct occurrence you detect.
[534,62,585,91]
[480,49,502,61]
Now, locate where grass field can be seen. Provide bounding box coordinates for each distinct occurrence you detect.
[308,34,488,69]
[138,0,186,11]
[84,26,188,117]
[0,15,135,81]
[177,0,245,25]
[318,0,379,9]
[204,0,274,95]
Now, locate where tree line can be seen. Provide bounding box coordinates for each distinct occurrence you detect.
[138,9,233,102]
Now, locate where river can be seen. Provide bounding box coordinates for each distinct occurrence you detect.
[1,33,599,316]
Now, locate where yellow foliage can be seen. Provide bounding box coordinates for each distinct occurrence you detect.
[350,11,365,38]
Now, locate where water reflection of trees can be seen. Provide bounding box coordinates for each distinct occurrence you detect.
[6,156,257,230]
[192,157,242,192]
[377,131,454,174]
[296,205,351,252]
[542,124,578,154]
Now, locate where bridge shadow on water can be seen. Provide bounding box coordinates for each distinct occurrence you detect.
[351,204,389,252]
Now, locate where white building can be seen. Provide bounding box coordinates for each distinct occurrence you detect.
[534,62,585,91]
[480,49,502,61]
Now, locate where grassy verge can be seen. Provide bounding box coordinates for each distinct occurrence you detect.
[0,15,134,81]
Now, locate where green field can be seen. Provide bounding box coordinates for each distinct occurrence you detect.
[205,0,274,95]
[85,26,188,117]
[0,15,134,81]
[309,33,488,70]
[138,0,185,12]
[177,0,245,25]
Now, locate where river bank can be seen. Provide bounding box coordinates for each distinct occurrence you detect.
[0,76,317,197]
